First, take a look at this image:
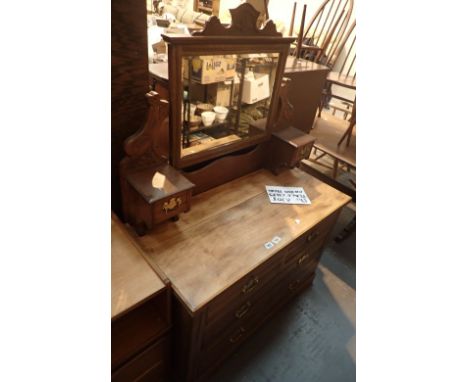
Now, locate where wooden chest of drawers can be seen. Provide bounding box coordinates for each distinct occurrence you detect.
[111,214,171,381]
[134,168,351,381]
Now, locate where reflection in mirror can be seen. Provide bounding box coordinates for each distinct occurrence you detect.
[180,53,279,157]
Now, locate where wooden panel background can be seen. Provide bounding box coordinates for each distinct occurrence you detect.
[112,0,149,216]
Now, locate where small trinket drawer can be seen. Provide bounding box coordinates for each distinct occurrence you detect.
[122,163,195,235]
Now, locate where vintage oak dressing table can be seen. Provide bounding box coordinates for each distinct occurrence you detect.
[132,168,350,381]
[116,4,351,381]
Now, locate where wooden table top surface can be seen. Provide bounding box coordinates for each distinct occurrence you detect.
[133,168,350,313]
[149,62,169,82]
[111,214,166,319]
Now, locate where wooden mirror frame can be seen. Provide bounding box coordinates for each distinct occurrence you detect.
[162,3,295,169]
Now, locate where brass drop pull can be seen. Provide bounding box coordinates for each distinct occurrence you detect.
[235,301,252,319]
[307,231,319,242]
[229,327,246,343]
[289,279,301,291]
[242,277,259,294]
[298,253,310,266]
[163,197,182,213]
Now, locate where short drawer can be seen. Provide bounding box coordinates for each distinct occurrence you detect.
[267,260,317,315]
[284,245,322,274]
[112,335,170,382]
[263,263,317,319]
[202,273,282,348]
[205,251,283,325]
[200,302,271,373]
[284,260,318,294]
[283,211,338,266]
[293,143,314,164]
[152,191,190,224]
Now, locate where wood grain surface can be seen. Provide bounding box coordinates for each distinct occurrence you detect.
[134,168,351,313]
[111,214,165,319]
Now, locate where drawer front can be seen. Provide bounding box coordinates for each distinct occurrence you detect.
[200,302,271,373]
[283,246,321,277]
[112,335,170,382]
[283,257,318,294]
[152,191,190,223]
[293,143,314,165]
[283,211,337,266]
[205,251,283,325]
[111,297,169,369]
[202,277,277,348]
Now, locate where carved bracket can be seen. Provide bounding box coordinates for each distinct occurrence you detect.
[124,91,168,158]
[192,3,281,37]
[271,77,294,131]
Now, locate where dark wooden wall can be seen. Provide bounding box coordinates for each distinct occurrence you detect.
[112,0,149,216]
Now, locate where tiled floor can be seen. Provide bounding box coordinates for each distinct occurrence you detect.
[206,203,356,382]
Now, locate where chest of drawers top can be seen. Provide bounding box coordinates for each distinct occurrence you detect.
[111,214,166,319]
[134,168,351,313]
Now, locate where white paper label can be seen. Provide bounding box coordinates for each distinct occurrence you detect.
[265,186,311,205]
[272,236,282,244]
[264,242,274,249]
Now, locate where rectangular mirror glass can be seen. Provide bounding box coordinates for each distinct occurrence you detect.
[180,53,279,158]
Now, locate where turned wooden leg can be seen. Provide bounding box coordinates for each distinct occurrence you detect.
[332,159,339,179]
[134,222,148,236]
[346,121,355,146]
[338,119,355,146]
[334,216,356,243]
[346,99,356,146]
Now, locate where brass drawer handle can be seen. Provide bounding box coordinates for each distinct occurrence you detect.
[242,277,259,294]
[163,197,182,213]
[289,280,301,291]
[229,327,246,343]
[235,301,252,319]
[298,253,310,266]
[307,231,320,242]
